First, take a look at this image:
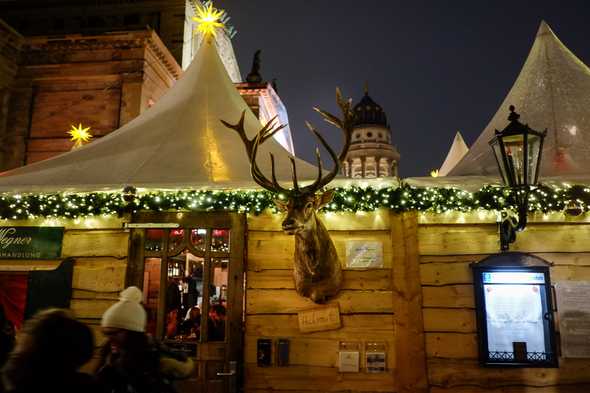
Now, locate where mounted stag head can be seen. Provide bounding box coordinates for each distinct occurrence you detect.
[221,89,354,303]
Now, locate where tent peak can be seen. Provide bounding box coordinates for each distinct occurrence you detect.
[448,21,590,178]
[536,20,553,37]
[438,130,469,176]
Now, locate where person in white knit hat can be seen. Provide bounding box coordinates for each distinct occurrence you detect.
[101,286,146,333]
[95,286,194,393]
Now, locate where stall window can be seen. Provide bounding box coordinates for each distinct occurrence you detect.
[471,252,558,367]
[141,227,230,344]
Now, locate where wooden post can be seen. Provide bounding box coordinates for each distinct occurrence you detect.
[391,211,428,393]
[125,227,145,288]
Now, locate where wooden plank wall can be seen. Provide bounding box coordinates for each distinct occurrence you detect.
[417,212,590,393]
[244,209,397,393]
[0,217,128,350]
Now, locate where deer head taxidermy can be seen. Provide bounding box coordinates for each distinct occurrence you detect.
[221,89,354,303]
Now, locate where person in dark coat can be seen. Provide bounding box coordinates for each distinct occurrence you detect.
[207,304,226,342]
[1,308,97,393]
[180,306,201,338]
[96,287,194,393]
[166,278,181,314]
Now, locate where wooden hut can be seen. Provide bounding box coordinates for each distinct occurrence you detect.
[1,21,590,393]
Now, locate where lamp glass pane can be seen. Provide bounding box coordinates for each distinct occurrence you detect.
[490,138,509,185]
[502,134,525,186]
[527,134,542,184]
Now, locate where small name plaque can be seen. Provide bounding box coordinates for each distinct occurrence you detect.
[298,304,341,333]
[346,240,383,268]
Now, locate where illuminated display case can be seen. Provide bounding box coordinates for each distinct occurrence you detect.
[471,252,558,367]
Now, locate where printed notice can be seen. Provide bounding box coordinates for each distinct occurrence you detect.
[366,351,387,373]
[484,284,546,354]
[338,351,359,373]
[345,240,383,268]
[556,282,590,358]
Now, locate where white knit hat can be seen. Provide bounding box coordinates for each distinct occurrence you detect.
[101,286,147,332]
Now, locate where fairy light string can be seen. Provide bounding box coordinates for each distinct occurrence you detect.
[0,183,588,220]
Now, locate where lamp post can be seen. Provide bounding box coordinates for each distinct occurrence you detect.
[489,106,546,251]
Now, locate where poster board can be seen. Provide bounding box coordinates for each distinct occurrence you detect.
[556,281,590,358]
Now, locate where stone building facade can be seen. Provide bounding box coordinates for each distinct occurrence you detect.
[343,89,400,178]
[0,30,181,170]
[0,20,23,170]
[0,1,295,169]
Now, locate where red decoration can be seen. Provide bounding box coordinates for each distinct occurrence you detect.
[0,273,29,330]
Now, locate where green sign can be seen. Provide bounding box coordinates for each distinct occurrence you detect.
[0,227,64,259]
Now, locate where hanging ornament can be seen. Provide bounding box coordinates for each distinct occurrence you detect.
[192,1,226,38]
[122,185,137,203]
[68,123,93,149]
[563,199,584,216]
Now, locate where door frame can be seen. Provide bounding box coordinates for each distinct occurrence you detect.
[125,211,246,392]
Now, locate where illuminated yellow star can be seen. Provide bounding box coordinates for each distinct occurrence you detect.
[430,169,439,177]
[192,2,225,37]
[68,123,93,148]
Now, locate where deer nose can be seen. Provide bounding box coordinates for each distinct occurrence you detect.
[282,218,296,228]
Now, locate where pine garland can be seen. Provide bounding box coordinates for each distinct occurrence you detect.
[0,183,587,220]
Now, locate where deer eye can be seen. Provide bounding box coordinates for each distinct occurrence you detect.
[305,202,314,211]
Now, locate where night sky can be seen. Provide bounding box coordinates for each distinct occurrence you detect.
[220,1,590,177]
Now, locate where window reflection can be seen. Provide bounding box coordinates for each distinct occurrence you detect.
[143,230,231,344]
[190,228,207,251]
[145,251,206,342]
[168,229,184,251]
[211,229,230,253]
[143,257,161,337]
[145,229,164,252]
[208,258,228,341]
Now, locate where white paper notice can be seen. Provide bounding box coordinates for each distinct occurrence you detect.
[345,240,383,268]
[484,284,545,354]
[338,351,360,373]
[556,281,590,358]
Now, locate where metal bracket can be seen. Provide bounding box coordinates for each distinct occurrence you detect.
[498,209,518,251]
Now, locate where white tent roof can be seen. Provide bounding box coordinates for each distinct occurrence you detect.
[438,131,469,176]
[450,21,590,177]
[0,37,319,193]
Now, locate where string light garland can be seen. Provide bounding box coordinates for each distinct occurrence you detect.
[0,183,588,220]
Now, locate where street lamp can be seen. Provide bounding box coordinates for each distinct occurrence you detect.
[489,106,547,251]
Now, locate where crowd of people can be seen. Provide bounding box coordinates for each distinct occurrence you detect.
[164,277,226,342]
[0,286,195,393]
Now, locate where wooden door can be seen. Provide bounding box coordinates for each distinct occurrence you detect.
[126,212,246,393]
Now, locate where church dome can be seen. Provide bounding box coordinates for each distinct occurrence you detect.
[353,90,388,127]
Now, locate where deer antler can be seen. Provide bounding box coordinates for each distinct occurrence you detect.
[300,87,355,193]
[221,88,354,196]
[220,110,289,193]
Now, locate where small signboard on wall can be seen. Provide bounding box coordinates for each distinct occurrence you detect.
[298,304,341,333]
[556,281,590,358]
[0,227,64,259]
[345,240,383,268]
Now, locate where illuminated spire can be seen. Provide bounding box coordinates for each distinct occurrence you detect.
[192,2,226,38]
[68,123,93,149]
